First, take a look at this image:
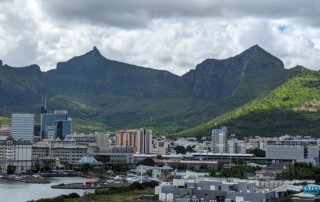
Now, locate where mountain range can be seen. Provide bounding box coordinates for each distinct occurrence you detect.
[0,45,316,137]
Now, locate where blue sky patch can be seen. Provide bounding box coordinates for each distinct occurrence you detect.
[278,25,287,32]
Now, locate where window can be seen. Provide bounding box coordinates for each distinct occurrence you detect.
[304,145,308,159]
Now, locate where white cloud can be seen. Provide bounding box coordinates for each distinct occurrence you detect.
[0,0,319,75]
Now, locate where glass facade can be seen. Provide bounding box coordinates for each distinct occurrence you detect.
[41,110,72,140]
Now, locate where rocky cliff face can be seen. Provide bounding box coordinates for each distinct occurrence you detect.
[183,45,286,101]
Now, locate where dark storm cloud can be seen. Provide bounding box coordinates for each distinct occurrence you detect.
[40,0,222,28]
[41,0,320,28]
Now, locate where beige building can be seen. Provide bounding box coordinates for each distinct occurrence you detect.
[0,135,32,173]
[116,128,152,153]
[151,139,169,155]
[32,140,87,162]
[64,132,111,155]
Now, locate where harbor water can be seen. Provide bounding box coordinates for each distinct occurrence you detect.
[0,177,93,202]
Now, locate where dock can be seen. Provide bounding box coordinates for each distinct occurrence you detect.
[2,175,50,184]
[51,182,129,189]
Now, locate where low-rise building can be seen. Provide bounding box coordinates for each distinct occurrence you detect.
[156,178,283,202]
[32,140,87,162]
[64,133,111,155]
[266,140,318,162]
[71,155,104,168]
[151,139,169,155]
[94,146,134,164]
[154,159,218,172]
[65,133,111,147]
[0,124,11,136]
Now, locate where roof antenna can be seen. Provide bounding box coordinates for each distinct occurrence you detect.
[41,96,47,113]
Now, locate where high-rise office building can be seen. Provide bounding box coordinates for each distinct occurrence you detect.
[11,113,34,142]
[116,128,152,154]
[41,110,72,140]
[55,119,72,140]
[211,126,228,153]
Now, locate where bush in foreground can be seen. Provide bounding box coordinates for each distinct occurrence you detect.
[28,193,80,202]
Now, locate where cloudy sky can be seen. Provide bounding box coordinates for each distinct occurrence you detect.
[0,0,319,75]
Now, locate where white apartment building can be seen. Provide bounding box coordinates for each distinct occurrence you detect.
[212,126,228,153]
[227,138,246,154]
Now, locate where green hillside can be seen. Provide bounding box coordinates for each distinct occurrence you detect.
[0,46,303,135]
[0,116,10,126]
[175,71,320,137]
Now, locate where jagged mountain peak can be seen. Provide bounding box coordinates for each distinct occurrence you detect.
[194,44,282,71]
[81,46,103,58]
[240,44,282,63]
[55,46,107,71]
[242,44,266,54]
[247,44,262,51]
[91,46,101,55]
[183,45,287,100]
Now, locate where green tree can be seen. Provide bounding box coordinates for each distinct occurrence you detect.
[210,170,216,177]
[246,148,266,157]
[186,145,195,153]
[42,159,56,172]
[137,158,155,166]
[219,165,260,179]
[112,163,129,173]
[174,145,186,154]
[176,164,186,170]
[80,163,92,173]
[277,162,320,182]
[61,161,72,170]
[96,167,106,179]
[7,165,16,174]
[280,197,293,202]
[32,164,40,173]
